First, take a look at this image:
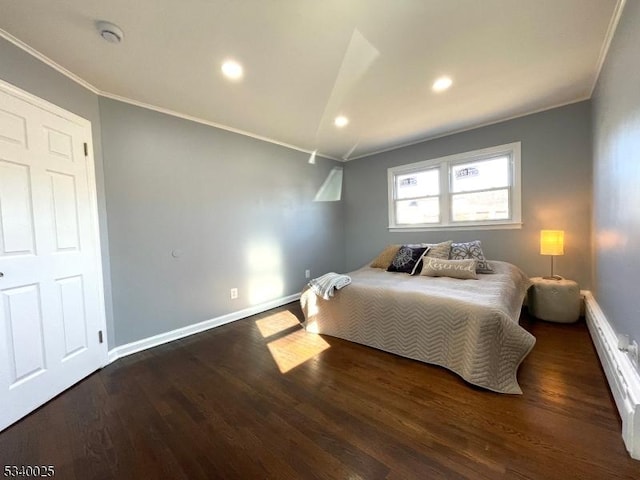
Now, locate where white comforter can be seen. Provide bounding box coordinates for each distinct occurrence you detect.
[300,261,535,394]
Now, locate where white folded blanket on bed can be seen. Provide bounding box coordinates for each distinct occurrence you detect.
[308,272,351,300]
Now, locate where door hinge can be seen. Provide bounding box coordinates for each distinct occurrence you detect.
[98,330,103,344]
[83,142,88,156]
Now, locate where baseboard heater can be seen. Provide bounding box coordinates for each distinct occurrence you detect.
[584,291,640,460]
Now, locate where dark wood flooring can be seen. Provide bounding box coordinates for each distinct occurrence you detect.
[1,304,639,479]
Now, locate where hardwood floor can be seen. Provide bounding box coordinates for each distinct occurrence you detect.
[1,304,638,479]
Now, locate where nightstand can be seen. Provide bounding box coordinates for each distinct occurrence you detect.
[528,277,580,323]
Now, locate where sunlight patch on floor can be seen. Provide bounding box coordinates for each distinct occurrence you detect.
[255,311,301,338]
[255,311,330,374]
[267,330,330,374]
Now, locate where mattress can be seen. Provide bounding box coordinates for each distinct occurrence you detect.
[300,261,535,394]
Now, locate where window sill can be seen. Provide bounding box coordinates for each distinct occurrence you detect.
[388,222,523,233]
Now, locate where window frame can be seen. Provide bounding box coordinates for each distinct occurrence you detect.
[387,142,522,231]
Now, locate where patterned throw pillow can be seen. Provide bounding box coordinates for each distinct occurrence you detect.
[449,240,493,273]
[370,245,401,268]
[420,257,478,279]
[387,245,429,274]
[423,240,453,259]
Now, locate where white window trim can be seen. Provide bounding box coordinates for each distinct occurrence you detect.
[388,142,522,231]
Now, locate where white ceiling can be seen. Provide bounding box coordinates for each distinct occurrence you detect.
[0,0,622,161]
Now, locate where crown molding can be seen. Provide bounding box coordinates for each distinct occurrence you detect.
[0,28,100,94]
[99,91,340,161]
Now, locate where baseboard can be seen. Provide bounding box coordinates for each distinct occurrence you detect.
[584,291,640,460]
[108,293,301,363]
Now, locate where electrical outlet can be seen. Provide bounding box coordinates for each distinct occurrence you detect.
[230,288,238,299]
[305,269,311,279]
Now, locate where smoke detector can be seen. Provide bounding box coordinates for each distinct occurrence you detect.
[96,21,124,44]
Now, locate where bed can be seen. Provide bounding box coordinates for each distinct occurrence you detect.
[300,260,535,394]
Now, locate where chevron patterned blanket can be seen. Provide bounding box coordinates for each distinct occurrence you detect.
[300,261,535,394]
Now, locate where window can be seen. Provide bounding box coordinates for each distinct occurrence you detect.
[388,142,521,230]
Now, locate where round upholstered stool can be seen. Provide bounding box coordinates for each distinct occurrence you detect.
[528,277,581,323]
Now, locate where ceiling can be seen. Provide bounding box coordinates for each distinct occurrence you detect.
[0,0,622,161]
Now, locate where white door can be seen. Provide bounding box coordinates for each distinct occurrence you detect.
[0,80,107,431]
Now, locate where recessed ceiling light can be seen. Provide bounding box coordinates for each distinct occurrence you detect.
[221,60,243,81]
[432,76,453,92]
[334,115,349,128]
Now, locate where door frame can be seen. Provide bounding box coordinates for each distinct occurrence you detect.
[0,77,109,366]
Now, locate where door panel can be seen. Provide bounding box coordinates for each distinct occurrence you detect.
[56,275,88,360]
[44,126,74,162]
[2,284,45,386]
[0,107,27,147]
[47,170,80,251]
[0,160,35,256]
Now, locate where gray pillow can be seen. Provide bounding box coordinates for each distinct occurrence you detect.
[420,258,478,279]
[449,240,493,273]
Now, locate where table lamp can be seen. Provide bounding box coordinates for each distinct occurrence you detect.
[540,230,564,280]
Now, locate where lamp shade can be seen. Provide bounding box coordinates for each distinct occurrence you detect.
[540,230,564,256]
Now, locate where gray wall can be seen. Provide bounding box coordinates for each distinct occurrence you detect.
[592,1,640,350]
[99,98,344,346]
[0,37,116,349]
[343,101,593,288]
